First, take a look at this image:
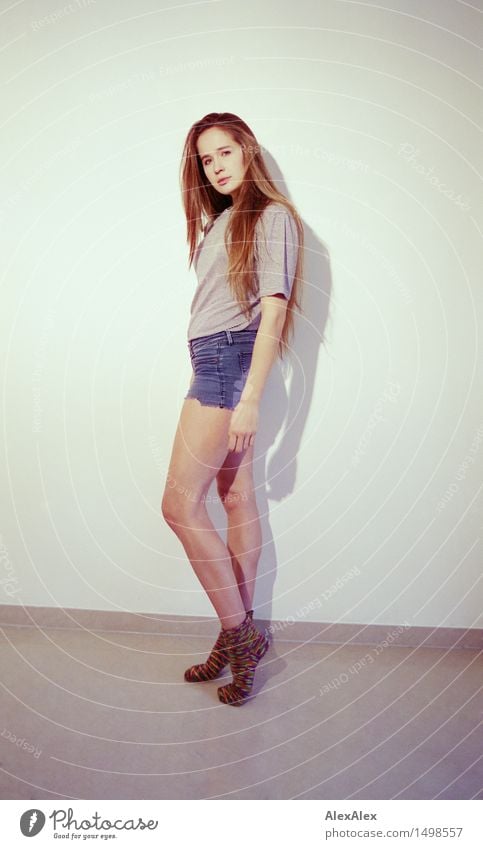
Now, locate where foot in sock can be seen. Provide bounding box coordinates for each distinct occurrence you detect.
[184,609,253,682]
[217,611,270,705]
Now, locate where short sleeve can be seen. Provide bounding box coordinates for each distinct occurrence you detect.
[254,205,298,299]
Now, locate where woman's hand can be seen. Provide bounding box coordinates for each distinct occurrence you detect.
[228,399,259,452]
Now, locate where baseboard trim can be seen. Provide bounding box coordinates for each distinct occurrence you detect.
[0,605,481,650]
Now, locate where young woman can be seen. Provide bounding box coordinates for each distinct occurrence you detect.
[161,112,304,706]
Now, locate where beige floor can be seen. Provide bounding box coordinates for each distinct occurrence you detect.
[0,622,482,800]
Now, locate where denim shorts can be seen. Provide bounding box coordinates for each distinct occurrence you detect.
[184,327,258,410]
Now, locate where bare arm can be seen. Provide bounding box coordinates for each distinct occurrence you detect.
[240,295,287,403]
[227,295,287,452]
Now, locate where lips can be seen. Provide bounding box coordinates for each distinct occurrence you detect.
[217,177,230,185]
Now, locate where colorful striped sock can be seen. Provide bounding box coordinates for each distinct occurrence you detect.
[184,609,254,682]
[217,611,270,705]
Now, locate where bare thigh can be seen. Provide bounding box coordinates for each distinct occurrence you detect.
[163,398,253,504]
[216,440,256,505]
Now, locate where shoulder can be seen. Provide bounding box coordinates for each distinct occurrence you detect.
[256,201,295,232]
[255,202,297,239]
[259,201,294,222]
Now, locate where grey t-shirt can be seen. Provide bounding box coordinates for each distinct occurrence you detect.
[187,201,298,341]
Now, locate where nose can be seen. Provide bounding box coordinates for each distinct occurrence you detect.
[214,158,224,174]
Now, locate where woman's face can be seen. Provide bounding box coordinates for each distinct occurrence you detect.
[196,127,246,198]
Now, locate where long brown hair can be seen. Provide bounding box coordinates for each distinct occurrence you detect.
[179,112,304,359]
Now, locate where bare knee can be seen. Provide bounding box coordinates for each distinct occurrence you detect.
[217,482,256,514]
[161,488,199,527]
[161,490,177,525]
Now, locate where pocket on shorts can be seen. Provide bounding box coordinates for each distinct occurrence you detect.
[238,351,252,375]
[191,338,219,366]
[191,336,215,351]
[193,349,219,371]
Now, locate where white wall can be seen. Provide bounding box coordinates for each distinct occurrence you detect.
[1,0,481,629]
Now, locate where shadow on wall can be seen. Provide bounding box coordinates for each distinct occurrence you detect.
[208,150,333,623]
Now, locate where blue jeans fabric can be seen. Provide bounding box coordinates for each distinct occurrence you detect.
[184,328,258,410]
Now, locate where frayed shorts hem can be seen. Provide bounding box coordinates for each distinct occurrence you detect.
[183,394,237,411]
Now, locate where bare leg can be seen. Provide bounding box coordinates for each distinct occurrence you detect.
[216,443,262,612]
[161,398,249,630]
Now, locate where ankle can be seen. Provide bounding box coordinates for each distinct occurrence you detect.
[221,611,247,631]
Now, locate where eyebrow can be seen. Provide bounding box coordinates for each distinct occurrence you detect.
[200,146,231,161]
